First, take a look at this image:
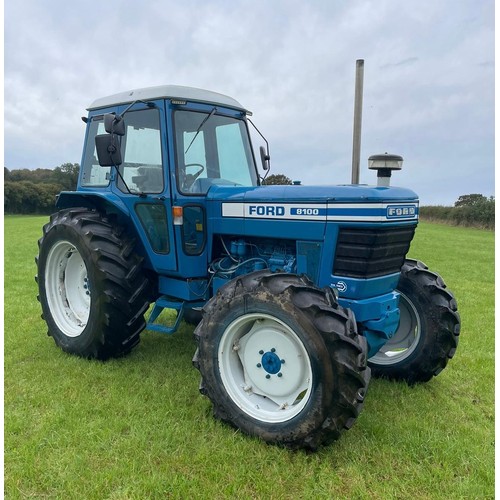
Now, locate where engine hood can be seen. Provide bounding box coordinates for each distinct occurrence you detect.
[206,183,419,228]
[206,183,418,203]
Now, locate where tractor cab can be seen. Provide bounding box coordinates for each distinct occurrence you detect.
[68,86,261,284]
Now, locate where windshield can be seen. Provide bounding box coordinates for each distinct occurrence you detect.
[174,110,258,194]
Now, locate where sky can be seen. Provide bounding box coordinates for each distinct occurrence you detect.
[4,0,495,205]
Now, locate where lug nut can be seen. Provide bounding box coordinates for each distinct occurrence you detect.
[256,363,262,368]
[259,350,264,355]
[266,374,271,379]
[271,348,276,353]
[277,373,283,378]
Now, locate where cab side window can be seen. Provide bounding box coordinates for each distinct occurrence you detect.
[118,109,164,194]
[81,117,110,186]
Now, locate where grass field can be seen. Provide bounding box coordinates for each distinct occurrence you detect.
[4,216,495,499]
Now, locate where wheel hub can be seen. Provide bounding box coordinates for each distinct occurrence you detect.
[261,351,282,374]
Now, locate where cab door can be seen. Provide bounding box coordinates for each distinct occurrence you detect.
[167,102,259,278]
[111,100,177,274]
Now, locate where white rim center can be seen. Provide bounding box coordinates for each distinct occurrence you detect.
[45,240,90,337]
[218,313,313,423]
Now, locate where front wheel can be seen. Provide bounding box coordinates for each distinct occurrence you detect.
[368,259,460,383]
[193,271,370,450]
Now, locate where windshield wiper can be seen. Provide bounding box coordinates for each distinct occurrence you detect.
[184,107,217,155]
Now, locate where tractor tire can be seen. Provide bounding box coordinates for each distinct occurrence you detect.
[183,307,202,326]
[36,208,152,360]
[368,259,460,383]
[193,271,370,450]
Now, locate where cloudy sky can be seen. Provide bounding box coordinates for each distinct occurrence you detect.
[4,0,494,205]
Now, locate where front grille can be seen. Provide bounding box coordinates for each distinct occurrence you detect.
[333,226,416,279]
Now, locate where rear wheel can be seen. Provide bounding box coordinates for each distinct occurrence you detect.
[369,259,460,383]
[36,208,152,360]
[193,271,370,450]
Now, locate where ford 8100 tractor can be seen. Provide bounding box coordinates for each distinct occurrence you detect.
[36,85,460,450]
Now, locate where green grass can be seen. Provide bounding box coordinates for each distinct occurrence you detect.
[4,217,494,499]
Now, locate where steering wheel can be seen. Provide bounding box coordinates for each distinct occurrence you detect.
[183,163,205,190]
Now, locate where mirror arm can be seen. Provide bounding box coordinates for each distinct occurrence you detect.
[247,118,271,171]
[111,163,141,196]
[106,100,158,135]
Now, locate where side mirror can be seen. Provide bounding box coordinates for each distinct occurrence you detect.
[260,145,270,171]
[104,113,125,136]
[95,134,123,166]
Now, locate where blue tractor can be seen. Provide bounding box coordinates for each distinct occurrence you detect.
[36,85,460,450]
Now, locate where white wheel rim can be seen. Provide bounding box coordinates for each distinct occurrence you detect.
[45,240,90,337]
[218,313,313,423]
[369,291,421,365]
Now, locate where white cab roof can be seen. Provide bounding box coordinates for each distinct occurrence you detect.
[87,85,247,112]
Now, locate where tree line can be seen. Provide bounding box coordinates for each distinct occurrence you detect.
[418,194,494,229]
[4,164,80,214]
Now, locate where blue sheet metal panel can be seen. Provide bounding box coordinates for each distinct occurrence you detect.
[207,190,326,240]
[205,188,247,222]
[338,291,401,357]
[207,184,418,203]
[206,185,251,201]
[315,223,339,288]
[216,200,418,224]
[56,191,130,216]
[214,194,329,240]
[171,230,208,278]
[159,276,209,301]
[210,217,248,235]
[330,273,401,300]
[208,186,418,228]
[296,241,322,282]
[339,291,399,322]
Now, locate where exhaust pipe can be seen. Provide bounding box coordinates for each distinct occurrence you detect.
[351,59,364,184]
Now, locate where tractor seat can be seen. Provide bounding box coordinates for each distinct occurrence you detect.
[132,166,163,193]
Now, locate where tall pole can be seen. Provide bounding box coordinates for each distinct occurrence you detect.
[351,59,364,184]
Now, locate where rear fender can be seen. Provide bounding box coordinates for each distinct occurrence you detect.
[55,191,153,269]
[56,191,130,217]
